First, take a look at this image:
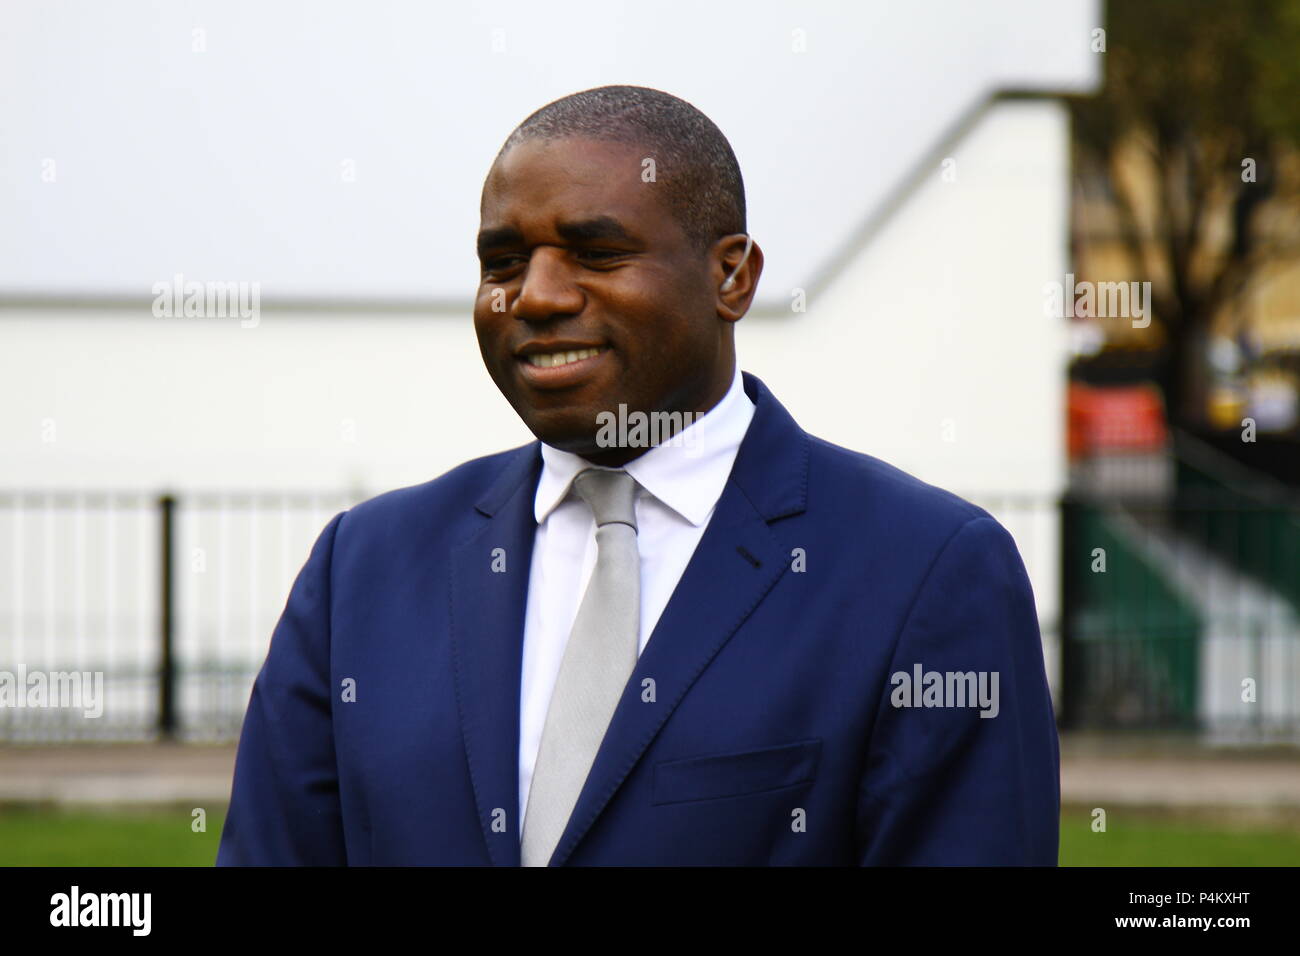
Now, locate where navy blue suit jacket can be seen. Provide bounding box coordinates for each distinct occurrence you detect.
[217,372,1059,865]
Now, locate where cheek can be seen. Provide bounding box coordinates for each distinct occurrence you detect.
[472,306,504,347]
[476,284,510,316]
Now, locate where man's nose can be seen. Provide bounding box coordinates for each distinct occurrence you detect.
[512,247,584,321]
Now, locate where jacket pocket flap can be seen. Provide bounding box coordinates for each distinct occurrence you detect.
[652,738,822,805]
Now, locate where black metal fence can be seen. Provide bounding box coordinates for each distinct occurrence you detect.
[2,451,1299,744]
[0,489,359,742]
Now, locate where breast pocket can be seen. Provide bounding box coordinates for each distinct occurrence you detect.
[651,738,822,806]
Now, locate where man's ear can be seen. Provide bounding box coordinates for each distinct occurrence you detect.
[714,233,763,321]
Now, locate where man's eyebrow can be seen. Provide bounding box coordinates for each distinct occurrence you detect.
[476,216,638,258]
[476,226,524,257]
[555,216,636,243]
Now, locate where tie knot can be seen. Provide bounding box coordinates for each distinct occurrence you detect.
[571,468,638,532]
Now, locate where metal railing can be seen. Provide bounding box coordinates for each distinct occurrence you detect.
[0,489,359,742]
[1060,433,1300,744]
[2,461,1298,745]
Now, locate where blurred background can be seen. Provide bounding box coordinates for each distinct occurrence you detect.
[1,0,1297,865]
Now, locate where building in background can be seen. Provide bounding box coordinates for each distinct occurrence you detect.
[1,1,1100,739]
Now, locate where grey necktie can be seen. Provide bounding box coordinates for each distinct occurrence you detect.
[521,467,641,867]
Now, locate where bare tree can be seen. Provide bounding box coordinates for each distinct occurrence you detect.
[1068,0,1300,427]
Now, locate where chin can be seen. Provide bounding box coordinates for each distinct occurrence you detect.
[524,413,597,454]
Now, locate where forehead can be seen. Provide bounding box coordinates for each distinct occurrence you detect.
[481,136,676,234]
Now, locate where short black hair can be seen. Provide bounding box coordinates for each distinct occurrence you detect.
[494,85,746,252]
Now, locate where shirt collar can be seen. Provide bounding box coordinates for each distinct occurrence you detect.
[534,361,755,527]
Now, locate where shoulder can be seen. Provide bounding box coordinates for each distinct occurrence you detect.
[792,431,1026,576]
[797,433,1029,602]
[331,443,535,547]
[804,433,991,529]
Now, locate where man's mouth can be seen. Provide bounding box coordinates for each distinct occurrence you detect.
[522,346,607,368]
[514,344,611,390]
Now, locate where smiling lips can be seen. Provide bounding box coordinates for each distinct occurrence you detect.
[515,344,610,389]
[523,346,606,368]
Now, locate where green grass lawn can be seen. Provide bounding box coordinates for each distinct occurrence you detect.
[0,805,225,866]
[1,804,1297,865]
[1058,807,1300,865]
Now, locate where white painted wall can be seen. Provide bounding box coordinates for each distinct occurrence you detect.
[738,99,1068,695]
[0,0,1099,308]
[0,99,1069,724]
[0,102,1070,490]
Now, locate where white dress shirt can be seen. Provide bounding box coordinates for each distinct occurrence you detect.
[517,361,756,833]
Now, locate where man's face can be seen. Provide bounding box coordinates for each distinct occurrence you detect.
[474,136,734,464]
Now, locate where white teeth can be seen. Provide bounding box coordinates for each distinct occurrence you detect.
[526,347,603,368]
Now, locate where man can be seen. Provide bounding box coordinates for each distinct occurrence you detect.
[217,85,1059,866]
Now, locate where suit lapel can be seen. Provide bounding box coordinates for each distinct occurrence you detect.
[449,443,541,867]
[546,372,811,866]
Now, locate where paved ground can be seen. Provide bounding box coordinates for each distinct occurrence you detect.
[1,733,1297,813]
[1060,753,1300,811]
[0,742,237,805]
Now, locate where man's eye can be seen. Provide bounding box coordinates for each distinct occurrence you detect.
[482,249,624,276]
[574,249,623,264]
[482,255,524,274]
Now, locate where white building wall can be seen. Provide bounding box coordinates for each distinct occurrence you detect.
[738,99,1069,697]
[0,99,1068,727]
